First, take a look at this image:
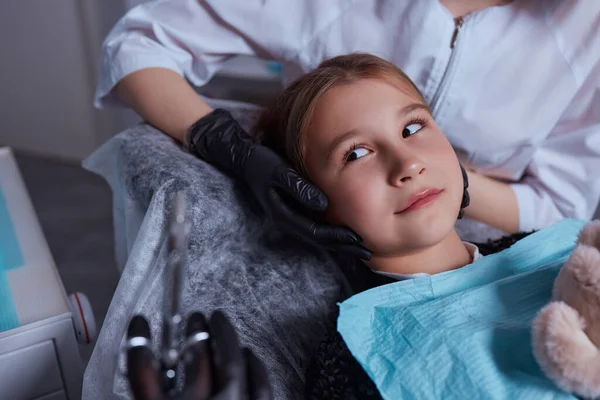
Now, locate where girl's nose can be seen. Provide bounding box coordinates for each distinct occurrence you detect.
[388,152,426,187]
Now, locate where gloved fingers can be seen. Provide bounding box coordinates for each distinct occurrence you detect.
[182,312,212,400]
[272,166,328,212]
[125,315,163,400]
[308,223,364,246]
[322,242,373,261]
[461,188,470,208]
[269,189,363,246]
[459,164,470,209]
[209,310,247,397]
[243,348,273,400]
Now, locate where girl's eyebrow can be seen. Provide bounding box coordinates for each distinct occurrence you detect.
[326,102,430,161]
[400,102,431,116]
[327,128,361,162]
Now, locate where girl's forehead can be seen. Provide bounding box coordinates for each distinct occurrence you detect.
[309,79,427,130]
[317,77,427,113]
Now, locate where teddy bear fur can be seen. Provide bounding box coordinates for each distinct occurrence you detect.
[532,220,600,399]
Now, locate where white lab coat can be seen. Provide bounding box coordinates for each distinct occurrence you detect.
[96,0,600,233]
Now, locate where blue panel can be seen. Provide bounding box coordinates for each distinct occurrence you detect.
[0,256,19,332]
[0,187,24,270]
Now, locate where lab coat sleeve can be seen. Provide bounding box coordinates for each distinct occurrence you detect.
[95,0,349,108]
[95,0,292,108]
[95,0,246,107]
[510,63,600,232]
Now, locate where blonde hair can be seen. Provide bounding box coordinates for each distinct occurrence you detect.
[254,53,428,176]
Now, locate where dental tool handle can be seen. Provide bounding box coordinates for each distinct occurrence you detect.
[126,315,164,400]
[162,192,191,389]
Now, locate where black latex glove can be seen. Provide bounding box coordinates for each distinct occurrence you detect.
[187,108,372,260]
[126,311,272,400]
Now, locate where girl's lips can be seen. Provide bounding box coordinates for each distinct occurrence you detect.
[396,188,443,214]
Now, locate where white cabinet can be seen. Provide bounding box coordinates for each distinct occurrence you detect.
[0,341,64,399]
[0,148,84,399]
[0,320,81,400]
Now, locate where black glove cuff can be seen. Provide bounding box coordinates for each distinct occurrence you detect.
[458,164,470,219]
[186,108,256,175]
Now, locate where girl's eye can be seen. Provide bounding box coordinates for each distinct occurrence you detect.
[345,147,370,162]
[402,122,424,138]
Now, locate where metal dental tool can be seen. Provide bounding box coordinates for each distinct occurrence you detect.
[124,192,272,400]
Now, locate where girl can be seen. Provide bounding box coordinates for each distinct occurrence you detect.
[240,52,535,398]
[254,53,479,278]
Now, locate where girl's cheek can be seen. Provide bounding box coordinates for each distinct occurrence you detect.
[324,185,361,226]
[323,200,343,225]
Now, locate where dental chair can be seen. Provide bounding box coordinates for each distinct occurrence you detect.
[81,99,345,400]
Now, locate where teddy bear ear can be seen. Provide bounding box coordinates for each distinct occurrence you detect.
[577,220,600,249]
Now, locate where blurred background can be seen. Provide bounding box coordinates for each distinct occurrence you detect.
[1,0,131,161]
[0,0,283,161]
[0,0,283,368]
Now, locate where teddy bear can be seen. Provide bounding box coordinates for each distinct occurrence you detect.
[532,220,600,399]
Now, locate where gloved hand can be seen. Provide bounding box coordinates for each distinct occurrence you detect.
[187,108,372,260]
[126,311,272,400]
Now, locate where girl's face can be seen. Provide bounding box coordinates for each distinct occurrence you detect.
[302,78,464,256]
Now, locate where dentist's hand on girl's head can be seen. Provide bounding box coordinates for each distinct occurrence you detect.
[243,145,373,260]
[187,109,372,261]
